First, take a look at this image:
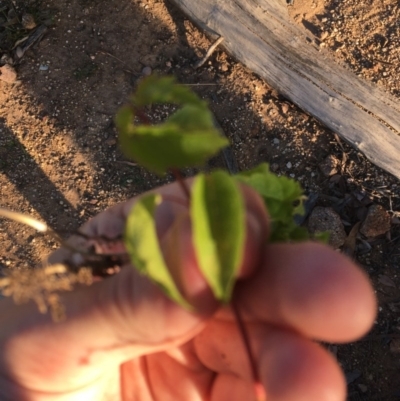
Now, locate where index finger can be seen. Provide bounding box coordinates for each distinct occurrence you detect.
[233,242,377,343]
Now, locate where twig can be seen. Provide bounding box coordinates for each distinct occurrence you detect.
[115,160,138,167]
[194,36,224,69]
[372,57,395,66]
[183,83,218,86]
[0,208,90,256]
[96,51,138,75]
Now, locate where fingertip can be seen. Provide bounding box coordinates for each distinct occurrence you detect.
[281,243,377,342]
[260,333,347,401]
[237,242,377,343]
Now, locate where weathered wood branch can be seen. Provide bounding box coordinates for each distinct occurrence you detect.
[170,0,400,180]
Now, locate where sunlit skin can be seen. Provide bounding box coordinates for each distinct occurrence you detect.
[0,181,376,401]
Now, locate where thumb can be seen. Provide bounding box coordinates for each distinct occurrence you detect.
[0,184,268,392]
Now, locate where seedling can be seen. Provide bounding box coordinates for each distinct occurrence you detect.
[0,75,326,401]
[115,75,323,401]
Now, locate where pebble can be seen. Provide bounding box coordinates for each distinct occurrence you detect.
[286,161,292,169]
[16,47,24,58]
[345,370,361,384]
[0,64,17,83]
[390,338,400,353]
[357,384,368,393]
[39,65,49,71]
[281,103,289,114]
[320,31,329,41]
[21,13,37,30]
[308,206,346,248]
[273,138,280,145]
[270,163,279,172]
[142,66,152,76]
[359,204,391,238]
[220,63,229,72]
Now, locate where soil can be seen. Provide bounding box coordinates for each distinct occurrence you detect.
[0,0,400,399]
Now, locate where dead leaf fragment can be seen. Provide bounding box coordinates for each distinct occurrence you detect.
[360,204,391,238]
[342,222,360,257]
[378,274,396,288]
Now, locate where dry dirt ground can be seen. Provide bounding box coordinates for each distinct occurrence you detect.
[0,0,400,399]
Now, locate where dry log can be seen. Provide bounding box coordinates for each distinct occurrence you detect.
[170,0,400,180]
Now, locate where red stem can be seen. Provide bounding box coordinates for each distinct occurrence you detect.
[231,300,266,401]
[170,168,191,201]
[161,194,189,208]
[134,106,151,125]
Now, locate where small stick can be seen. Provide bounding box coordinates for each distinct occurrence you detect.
[96,51,138,74]
[115,160,138,167]
[183,83,218,86]
[0,208,88,256]
[194,36,224,69]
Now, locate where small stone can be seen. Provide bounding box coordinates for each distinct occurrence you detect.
[319,155,339,177]
[308,207,346,248]
[220,63,229,72]
[105,138,117,146]
[273,138,280,145]
[357,384,368,393]
[286,162,292,169]
[320,31,329,41]
[89,199,98,205]
[0,64,17,83]
[359,204,391,238]
[165,61,172,68]
[15,47,24,59]
[270,163,279,172]
[281,103,289,114]
[21,13,37,29]
[390,338,400,353]
[39,65,49,71]
[345,370,361,384]
[142,66,152,76]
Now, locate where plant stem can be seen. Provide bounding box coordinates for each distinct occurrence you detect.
[170,168,191,201]
[134,107,151,125]
[162,194,189,208]
[231,300,266,401]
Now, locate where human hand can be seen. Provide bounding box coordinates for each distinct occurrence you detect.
[0,181,376,401]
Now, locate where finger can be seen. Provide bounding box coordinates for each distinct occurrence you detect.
[50,180,269,313]
[230,243,376,342]
[159,202,267,312]
[210,374,255,401]
[1,181,268,391]
[195,320,346,401]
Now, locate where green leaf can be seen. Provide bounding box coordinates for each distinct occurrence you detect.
[124,194,191,308]
[132,75,204,107]
[116,76,229,175]
[119,126,228,175]
[191,171,245,303]
[235,163,307,242]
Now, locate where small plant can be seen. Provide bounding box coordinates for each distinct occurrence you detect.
[0,75,327,401]
[116,75,325,401]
